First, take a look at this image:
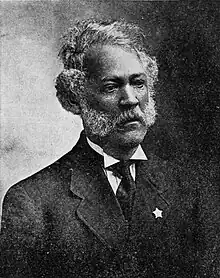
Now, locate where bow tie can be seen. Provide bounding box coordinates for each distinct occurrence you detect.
[106,160,135,178]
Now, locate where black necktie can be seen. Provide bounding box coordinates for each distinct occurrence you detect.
[109,161,136,221]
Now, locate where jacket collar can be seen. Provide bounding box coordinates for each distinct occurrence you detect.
[68,132,128,250]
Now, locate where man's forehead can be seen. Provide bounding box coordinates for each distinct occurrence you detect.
[85,45,145,81]
[101,73,146,82]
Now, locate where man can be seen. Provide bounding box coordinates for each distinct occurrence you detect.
[1,19,219,278]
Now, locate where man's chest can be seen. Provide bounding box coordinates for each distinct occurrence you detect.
[46,171,197,253]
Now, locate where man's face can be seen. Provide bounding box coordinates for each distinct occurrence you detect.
[80,45,156,149]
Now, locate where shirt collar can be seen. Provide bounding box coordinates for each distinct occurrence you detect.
[86,137,148,168]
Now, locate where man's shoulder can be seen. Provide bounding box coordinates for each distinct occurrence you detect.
[144,151,213,198]
[144,152,190,182]
[5,143,83,200]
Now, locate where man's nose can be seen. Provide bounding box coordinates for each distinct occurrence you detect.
[119,84,139,107]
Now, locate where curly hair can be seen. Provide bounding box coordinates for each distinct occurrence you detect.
[55,18,158,113]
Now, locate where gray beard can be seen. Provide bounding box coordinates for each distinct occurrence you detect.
[80,96,157,138]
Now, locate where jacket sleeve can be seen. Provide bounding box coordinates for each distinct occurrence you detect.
[0,184,44,278]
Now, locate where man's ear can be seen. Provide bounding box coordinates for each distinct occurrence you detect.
[67,93,81,115]
[55,69,85,115]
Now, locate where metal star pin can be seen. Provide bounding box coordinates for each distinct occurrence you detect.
[153,208,163,219]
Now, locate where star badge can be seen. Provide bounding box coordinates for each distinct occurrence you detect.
[153,207,163,219]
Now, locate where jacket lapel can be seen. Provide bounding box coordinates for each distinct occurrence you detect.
[130,155,173,236]
[68,134,128,251]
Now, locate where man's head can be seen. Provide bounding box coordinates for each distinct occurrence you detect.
[55,19,158,152]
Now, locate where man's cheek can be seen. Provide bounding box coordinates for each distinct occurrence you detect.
[142,95,151,110]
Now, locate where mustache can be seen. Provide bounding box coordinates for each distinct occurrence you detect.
[116,110,145,126]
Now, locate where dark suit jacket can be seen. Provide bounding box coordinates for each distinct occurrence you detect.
[1,132,219,278]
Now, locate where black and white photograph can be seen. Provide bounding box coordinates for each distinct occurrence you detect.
[1,0,219,277]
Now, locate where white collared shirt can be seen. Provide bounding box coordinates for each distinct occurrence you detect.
[87,137,148,195]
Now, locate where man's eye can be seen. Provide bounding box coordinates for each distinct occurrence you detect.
[103,84,118,93]
[133,80,146,88]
